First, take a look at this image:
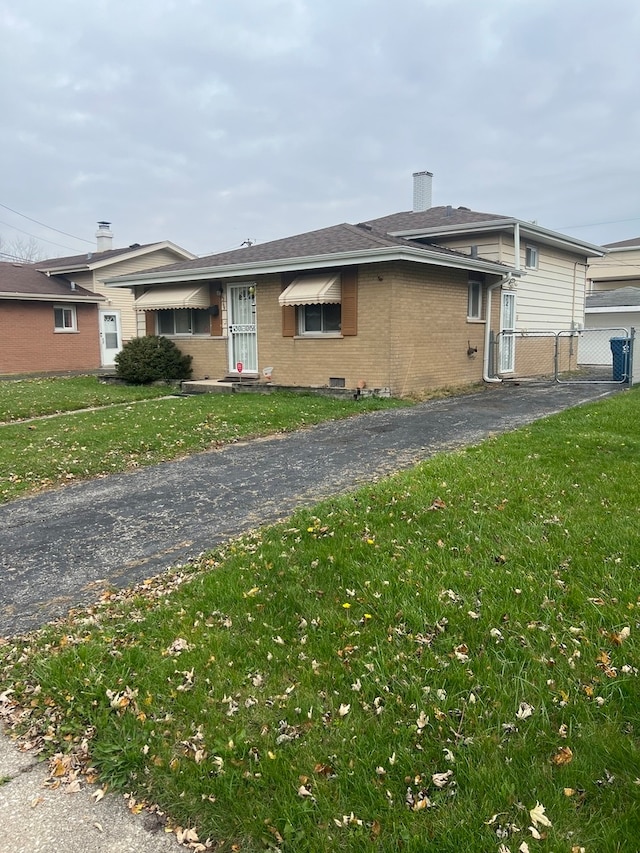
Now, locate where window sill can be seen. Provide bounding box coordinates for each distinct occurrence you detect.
[466,318,485,324]
[54,329,78,334]
[294,333,343,340]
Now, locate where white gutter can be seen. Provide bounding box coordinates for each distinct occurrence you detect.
[483,275,514,383]
[0,292,104,303]
[513,222,521,272]
[587,305,640,314]
[107,245,512,287]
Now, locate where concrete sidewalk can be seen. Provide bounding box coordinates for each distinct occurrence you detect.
[0,735,180,852]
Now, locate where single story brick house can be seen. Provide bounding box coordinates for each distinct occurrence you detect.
[0,261,104,376]
[106,174,604,397]
[0,224,196,377]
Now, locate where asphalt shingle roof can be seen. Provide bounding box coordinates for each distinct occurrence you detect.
[0,262,99,299]
[602,237,640,249]
[360,205,509,233]
[586,286,640,308]
[114,222,499,278]
[36,244,155,269]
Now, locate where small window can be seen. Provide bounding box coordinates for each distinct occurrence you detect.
[525,245,538,269]
[298,303,341,335]
[156,309,210,336]
[54,305,77,332]
[467,280,483,320]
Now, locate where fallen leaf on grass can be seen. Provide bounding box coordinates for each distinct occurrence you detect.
[529,802,552,828]
[516,702,534,720]
[610,626,630,646]
[551,746,573,766]
[432,770,454,788]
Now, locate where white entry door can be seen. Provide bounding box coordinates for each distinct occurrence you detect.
[499,292,516,373]
[99,310,122,367]
[227,284,257,373]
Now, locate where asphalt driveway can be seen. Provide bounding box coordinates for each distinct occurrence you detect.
[0,382,622,636]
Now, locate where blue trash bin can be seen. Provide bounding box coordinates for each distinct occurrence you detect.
[610,337,630,382]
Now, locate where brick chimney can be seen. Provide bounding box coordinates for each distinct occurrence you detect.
[96,221,113,252]
[412,171,433,212]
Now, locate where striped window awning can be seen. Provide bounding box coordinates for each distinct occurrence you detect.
[135,285,210,311]
[278,273,341,306]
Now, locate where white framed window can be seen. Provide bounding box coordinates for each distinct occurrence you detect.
[525,245,539,269]
[298,303,342,335]
[467,279,483,320]
[54,305,77,332]
[156,309,211,336]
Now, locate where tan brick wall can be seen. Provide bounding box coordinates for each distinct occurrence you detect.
[173,337,228,379]
[165,265,494,396]
[387,264,487,395]
[0,301,101,375]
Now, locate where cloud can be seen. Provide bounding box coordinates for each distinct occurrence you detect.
[0,0,639,255]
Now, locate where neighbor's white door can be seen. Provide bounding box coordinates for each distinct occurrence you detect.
[499,291,516,373]
[99,310,122,367]
[227,284,257,373]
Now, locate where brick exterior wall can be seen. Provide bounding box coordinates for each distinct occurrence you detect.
[159,262,496,396]
[0,301,101,375]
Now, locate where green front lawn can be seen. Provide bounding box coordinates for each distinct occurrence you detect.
[0,379,407,503]
[1,389,638,852]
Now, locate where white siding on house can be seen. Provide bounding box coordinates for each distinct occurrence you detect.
[439,234,588,332]
[94,249,193,343]
[588,248,640,285]
[581,311,637,365]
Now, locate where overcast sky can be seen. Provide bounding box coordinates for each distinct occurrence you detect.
[1,0,639,260]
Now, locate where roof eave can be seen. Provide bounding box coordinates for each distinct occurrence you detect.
[389,219,605,256]
[106,246,513,287]
[0,292,104,303]
[586,305,640,313]
[37,241,197,274]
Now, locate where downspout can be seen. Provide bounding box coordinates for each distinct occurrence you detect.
[482,221,521,383]
[483,274,513,383]
[513,222,521,273]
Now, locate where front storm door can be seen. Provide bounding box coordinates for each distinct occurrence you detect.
[499,291,516,373]
[228,284,258,373]
[99,310,122,367]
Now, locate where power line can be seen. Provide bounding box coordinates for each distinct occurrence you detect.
[559,215,640,231]
[0,201,93,244]
[0,218,80,253]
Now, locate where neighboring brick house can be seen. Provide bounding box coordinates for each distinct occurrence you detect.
[0,262,103,375]
[106,174,604,396]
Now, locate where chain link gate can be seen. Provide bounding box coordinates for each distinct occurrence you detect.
[491,328,635,384]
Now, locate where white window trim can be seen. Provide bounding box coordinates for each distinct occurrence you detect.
[54,304,77,332]
[525,244,539,270]
[467,279,483,321]
[296,303,342,337]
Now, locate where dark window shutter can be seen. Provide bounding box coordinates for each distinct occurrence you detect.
[209,285,223,336]
[145,312,155,335]
[341,268,358,336]
[281,272,297,337]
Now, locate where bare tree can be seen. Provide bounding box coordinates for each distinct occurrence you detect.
[0,234,45,262]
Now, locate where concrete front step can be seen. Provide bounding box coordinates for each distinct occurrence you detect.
[181,378,259,394]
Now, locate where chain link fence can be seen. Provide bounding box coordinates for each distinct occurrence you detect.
[491,328,634,383]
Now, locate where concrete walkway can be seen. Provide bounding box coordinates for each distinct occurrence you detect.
[0,381,623,852]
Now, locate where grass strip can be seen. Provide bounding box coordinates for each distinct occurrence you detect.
[0,375,171,422]
[1,390,639,852]
[0,390,407,502]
